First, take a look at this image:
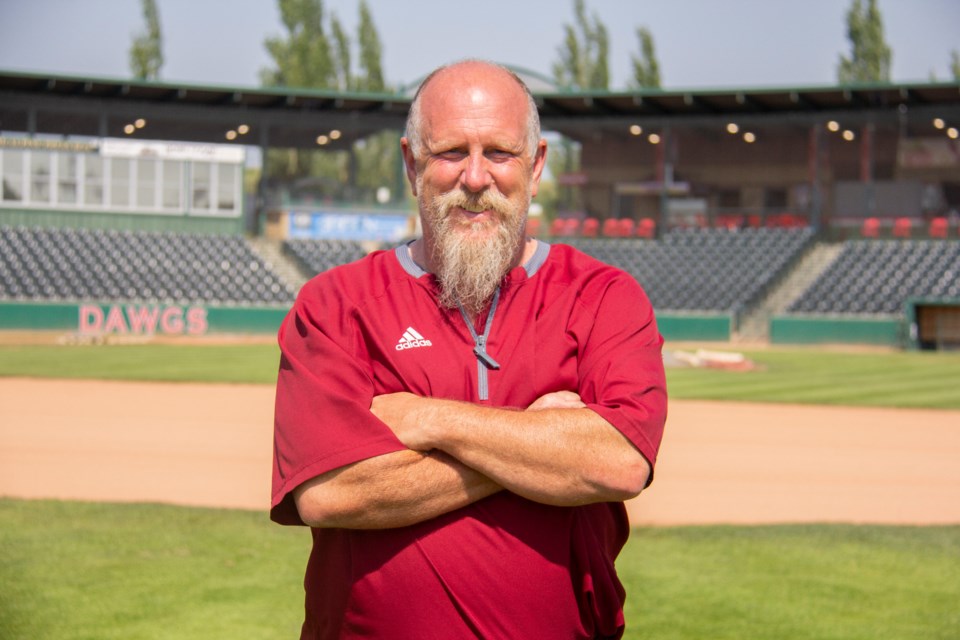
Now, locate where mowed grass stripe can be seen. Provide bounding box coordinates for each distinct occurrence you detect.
[0,344,280,384]
[2,499,957,640]
[666,349,960,409]
[1,343,959,409]
[620,524,960,640]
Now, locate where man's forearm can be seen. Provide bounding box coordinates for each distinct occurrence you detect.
[373,393,650,507]
[293,448,501,529]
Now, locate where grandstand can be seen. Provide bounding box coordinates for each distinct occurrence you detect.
[1,70,958,348]
[0,217,958,348]
[0,226,294,305]
[789,240,960,315]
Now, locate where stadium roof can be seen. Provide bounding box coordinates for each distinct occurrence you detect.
[1,69,959,149]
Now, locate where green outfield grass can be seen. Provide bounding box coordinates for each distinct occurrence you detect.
[1,499,957,640]
[0,343,281,384]
[1,342,959,409]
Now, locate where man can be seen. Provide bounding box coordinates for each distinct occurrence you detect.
[272,59,667,639]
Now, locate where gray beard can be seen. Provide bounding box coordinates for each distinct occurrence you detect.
[422,186,528,316]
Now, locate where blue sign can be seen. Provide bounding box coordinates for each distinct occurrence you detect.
[288,210,412,241]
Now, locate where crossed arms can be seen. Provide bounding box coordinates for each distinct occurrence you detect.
[293,390,651,529]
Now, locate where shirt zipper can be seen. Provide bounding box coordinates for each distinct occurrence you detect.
[457,287,501,401]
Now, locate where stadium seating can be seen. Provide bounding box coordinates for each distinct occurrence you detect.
[566,227,815,312]
[0,226,295,305]
[4,223,953,323]
[788,239,960,315]
[283,238,369,276]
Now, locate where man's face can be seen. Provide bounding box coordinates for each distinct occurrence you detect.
[403,66,547,313]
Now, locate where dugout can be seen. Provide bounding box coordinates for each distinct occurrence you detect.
[907,299,960,351]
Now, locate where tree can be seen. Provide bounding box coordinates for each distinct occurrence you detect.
[951,50,960,81]
[551,0,610,216]
[552,0,610,90]
[261,0,395,196]
[129,0,163,80]
[837,0,892,84]
[330,13,351,91]
[630,26,661,89]
[356,0,385,92]
[261,0,335,88]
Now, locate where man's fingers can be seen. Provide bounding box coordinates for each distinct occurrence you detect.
[526,390,585,411]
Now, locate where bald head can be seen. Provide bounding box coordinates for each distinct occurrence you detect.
[405,60,541,161]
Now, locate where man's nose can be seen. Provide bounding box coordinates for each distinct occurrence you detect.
[460,152,493,193]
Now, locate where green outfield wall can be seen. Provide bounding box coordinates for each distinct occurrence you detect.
[0,301,288,336]
[656,313,732,342]
[770,315,904,346]
[1,302,734,341]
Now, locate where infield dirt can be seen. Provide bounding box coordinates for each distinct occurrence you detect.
[2,377,958,526]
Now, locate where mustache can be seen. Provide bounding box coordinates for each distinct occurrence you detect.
[431,187,512,219]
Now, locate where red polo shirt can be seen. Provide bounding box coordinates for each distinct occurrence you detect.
[272,241,667,639]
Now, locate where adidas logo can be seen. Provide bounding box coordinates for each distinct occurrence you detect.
[396,326,433,351]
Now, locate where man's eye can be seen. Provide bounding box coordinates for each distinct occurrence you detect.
[486,150,515,161]
[437,150,467,160]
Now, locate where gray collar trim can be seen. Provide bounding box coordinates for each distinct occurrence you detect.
[395,241,427,277]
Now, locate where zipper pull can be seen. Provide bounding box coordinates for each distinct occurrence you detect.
[474,335,500,369]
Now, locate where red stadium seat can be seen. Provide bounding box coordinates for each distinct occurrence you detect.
[861,217,880,238]
[549,218,566,237]
[893,217,912,238]
[581,217,599,237]
[929,217,948,239]
[618,218,636,236]
[636,218,656,238]
[602,218,620,237]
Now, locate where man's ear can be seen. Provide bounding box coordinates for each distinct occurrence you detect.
[529,139,548,198]
[400,137,418,196]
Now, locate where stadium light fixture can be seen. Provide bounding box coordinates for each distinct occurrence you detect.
[316,135,330,145]
[123,124,135,135]
[134,118,146,129]
[947,127,959,140]
[329,129,342,140]
[743,132,756,143]
[826,120,840,132]
[226,130,238,141]
[237,124,250,135]
[629,124,642,136]
[932,118,945,129]
[842,129,856,141]
[647,133,661,144]
[726,122,739,134]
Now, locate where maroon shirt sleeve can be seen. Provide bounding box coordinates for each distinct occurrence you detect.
[574,269,667,482]
[270,279,406,525]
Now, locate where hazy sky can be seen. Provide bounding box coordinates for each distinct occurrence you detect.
[1,0,958,91]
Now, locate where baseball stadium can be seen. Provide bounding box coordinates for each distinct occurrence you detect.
[2,63,959,638]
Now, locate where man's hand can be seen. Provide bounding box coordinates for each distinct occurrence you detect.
[371,392,434,450]
[526,390,586,411]
[371,390,649,506]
